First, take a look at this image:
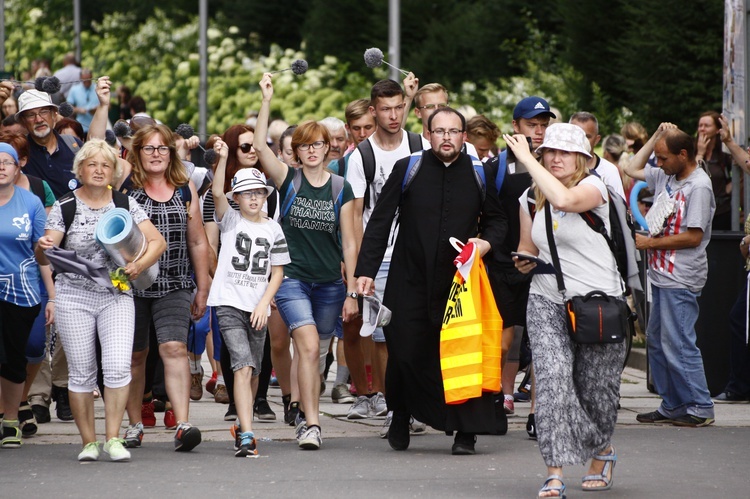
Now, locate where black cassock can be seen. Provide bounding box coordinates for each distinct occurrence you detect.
[356,150,507,433]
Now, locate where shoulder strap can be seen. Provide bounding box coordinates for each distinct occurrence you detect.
[336,157,347,179]
[331,174,345,221]
[544,204,566,296]
[496,150,507,193]
[401,151,424,192]
[58,133,82,155]
[358,139,377,209]
[27,175,46,206]
[112,189,130,210]
[58,191,77,246]
[526,189,537,220]
[406,131,423,153]
[280,168,303,219]
[178,184,192,219]
[469,154,486,201]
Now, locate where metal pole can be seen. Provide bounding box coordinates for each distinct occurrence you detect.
[388,0,400,81]
[199,0,208,142]
[1,2,5,72]
[74,0,81,63]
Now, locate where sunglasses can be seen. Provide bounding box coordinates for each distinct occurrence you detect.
[239,143,254,153]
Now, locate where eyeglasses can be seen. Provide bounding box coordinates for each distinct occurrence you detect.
[430,128,463,138]
[21,108,53,121]
[141,145,171,155]
[239,143,254,153]
[238,189,268,199]
[0,160,17,167]
[297,141,326,151]
[417,103,448,110]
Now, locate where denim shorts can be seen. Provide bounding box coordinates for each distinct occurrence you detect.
[370,261,389,343]
[275,278,345,340]
[215,306,266,375]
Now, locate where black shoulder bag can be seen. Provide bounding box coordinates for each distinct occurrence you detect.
[544,204,628,344]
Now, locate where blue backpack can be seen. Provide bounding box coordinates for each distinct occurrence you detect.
[401,150,487,200]
[280,168,346,221]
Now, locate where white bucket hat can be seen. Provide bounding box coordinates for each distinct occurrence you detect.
[15,89,58,120]
[535,123,592,158]
[227,167,274,200]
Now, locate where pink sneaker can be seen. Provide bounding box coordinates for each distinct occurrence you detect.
[503,396,515,415]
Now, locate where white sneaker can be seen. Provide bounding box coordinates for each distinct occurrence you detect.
[347,396,370,420]
[379,411,393,439]
[77,441,100,462]
[297,425,322,450]
[409,416,426,434]
[103,437,131,462]
[370,392,388,417]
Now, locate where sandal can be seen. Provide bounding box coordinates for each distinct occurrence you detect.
[582,445,617,491]
[538,474,566,498]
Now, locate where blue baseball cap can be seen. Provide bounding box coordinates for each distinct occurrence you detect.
[513,96,556,120]
[0,142,19,164]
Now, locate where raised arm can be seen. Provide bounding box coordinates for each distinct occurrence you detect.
[622,122,678,181]
[503,133,604,213]
[253,73,289,188]
[210,137,230,221]
[401,72,418,129]
[719,115,750,174]
[87,76,111,140]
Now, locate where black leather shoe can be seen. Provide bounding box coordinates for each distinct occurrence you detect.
[451,432,476,455]
[387,411,410,451]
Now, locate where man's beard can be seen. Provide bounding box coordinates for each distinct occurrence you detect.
[434,146,459,163]
[32,126,51,139]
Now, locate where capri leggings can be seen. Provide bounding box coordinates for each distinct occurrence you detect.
[0,301,41,384]
[55,279,135,393]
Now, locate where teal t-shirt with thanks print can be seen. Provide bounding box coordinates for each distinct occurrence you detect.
[279,167,354,283]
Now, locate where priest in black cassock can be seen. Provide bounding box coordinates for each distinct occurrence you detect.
[355,107,507,455]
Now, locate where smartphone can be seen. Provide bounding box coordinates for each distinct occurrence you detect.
[510,251,556,275]
[505,136,533,173]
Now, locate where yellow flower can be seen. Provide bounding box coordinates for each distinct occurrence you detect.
[110,267,131,292]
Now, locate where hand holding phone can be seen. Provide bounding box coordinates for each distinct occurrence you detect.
[505,136,533,171]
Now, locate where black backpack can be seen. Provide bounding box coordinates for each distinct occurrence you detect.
[356,131,423,209]
[58,189,131,247]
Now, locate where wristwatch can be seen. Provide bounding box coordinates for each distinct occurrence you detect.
[347,291,358,299]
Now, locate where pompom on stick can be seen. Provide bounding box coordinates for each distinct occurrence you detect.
[363,47,409,76]
[112,120,132,138]
[270,59,308,75]
[104,129,117,147]
[42,76,61,94]
[58,102,74,118]
[34,77,46,92]
[174,123,194,139]
[203,148,218,167]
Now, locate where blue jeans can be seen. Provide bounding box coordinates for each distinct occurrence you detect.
[275,278,345,340]
[647,286,714,418]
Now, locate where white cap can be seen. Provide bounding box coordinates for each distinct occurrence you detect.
[360,296,392,337]
[227,167,274,200]
[535,123,592,158]
[16,89,58,120]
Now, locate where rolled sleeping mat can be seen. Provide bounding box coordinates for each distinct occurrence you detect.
[95,208,159,290]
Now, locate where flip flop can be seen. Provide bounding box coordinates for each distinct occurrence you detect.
[582,445,617,491]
